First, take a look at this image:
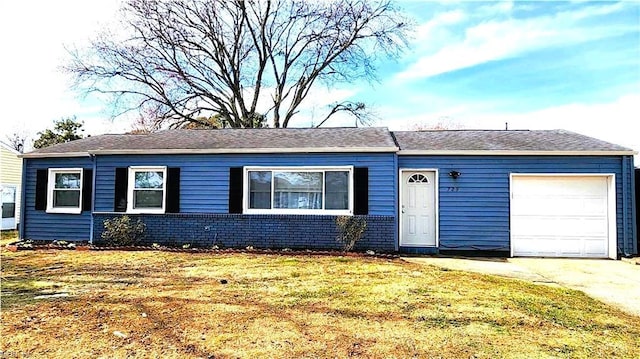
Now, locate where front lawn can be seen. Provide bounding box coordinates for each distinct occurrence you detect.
[0,230,18,246]
[1,250,638,358]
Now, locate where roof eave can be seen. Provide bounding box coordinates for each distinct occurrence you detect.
[397,150,637,156]
[19,148,637,158]
[20,152,92,159]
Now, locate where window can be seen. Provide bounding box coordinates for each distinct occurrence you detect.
[408,173,429,183]
[245,167,353,214]
[47,168,83,214]
[2,185,17,219]
[127,166,167,213]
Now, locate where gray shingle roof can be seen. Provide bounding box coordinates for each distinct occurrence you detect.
[392,130,633,153]
[23,128,634,157]
[24,127,398,156]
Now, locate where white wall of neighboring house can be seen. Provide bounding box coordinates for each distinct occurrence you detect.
[0,142,22,230]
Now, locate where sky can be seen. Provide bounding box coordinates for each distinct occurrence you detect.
[0,0,638,161]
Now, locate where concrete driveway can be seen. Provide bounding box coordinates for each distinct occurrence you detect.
[403,256,640,316]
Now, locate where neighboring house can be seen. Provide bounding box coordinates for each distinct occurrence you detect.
[19,128,638,258]
[1,142,23,230]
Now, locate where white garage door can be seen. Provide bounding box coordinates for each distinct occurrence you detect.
[511,175,614,258]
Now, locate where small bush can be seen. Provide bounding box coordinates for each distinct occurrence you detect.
[101,216,146,246]
[335,216,367,252]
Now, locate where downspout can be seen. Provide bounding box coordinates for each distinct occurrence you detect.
[89,154,97,244]
[18,158,27,240]
[621,156,632,257]
[393,151,399,252]
[390,131,401,252]
[628,157,637,255]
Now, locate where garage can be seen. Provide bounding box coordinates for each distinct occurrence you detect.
[510,174,616,258]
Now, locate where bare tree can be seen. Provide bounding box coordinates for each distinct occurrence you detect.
[314,101,378,128]
[411,117,464,131]
[5,133,29,153]
[66,0,410,128]
[128,109,165,134]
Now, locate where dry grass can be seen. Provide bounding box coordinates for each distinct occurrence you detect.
[0,230,18,247]
[1,250,639,358]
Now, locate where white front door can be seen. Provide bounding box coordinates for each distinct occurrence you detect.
[400,171,436,247]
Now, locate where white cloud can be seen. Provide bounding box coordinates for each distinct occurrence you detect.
[396,2,634,80]
[0,0,123,139]
[413,9,467,41]
[379,93,640,162]
[464,93,640,154]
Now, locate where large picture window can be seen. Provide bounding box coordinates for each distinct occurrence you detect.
[127,166,167,213]
[47,168,83,214]
[245,167,352,214]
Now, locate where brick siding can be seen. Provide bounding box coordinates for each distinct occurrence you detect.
[93,213,395,252]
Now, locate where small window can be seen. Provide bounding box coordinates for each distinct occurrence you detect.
[47,168,83,214]
[249,171,272,209]
[244,167,352,214]
[127,166,167,213]
[408,174,429,183]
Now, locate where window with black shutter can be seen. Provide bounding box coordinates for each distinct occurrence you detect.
[229,167,243,213]
[166,167,180,213]
[114,167,128,212]
[354,167,369,215]
[35,169,48,210]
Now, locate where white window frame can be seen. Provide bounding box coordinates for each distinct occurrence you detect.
[243,166,354,215]
[127,166,167,214]
[46,168,83,214]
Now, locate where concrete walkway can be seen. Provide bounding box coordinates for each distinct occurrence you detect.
[403,256,640,316]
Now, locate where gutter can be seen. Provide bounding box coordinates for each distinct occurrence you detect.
[19,152,91,159]
[20,148,636,158]
[397,150,638,156]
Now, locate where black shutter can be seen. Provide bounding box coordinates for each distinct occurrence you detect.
[35,169,48,210]
[82,169,93,211]
[228,167,243,214]
[354,167,368,215]
[114,168,128,212]
[166,167,180,213]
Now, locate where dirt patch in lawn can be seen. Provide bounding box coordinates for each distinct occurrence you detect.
[1,250,639,358]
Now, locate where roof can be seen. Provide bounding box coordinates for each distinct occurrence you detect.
[393,130,635,155]
[21,128,635,158]
[22,127,398,157]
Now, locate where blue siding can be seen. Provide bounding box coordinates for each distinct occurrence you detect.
[94,153,396,215]
[23,151,636,255]
[22,157,94,241]
[398,155,637,255]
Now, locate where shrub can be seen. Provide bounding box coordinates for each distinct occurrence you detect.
[335,216,367,252]
[101,216,146,246]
